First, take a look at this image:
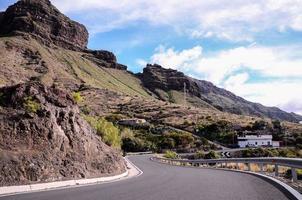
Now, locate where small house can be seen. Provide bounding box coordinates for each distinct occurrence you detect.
[237,135,272,148]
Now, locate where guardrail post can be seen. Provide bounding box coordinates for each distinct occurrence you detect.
[291,168,297,182]
[260,164,264,173]
[275,164,279,177]
[236,163,239,170]
[247,163,251,171]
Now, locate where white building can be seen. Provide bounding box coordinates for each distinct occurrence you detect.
[237,135,272,148]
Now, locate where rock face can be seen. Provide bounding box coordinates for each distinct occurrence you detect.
[0,82,126,186]
[83,50,128,70]
[0,0,88,50]
[139,64,302,122]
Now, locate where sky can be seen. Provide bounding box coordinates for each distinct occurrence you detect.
[1,0,302,115]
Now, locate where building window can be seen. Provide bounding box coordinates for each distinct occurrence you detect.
[255,142,258,145]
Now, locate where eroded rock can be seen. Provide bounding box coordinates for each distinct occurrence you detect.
[0,81,126,186]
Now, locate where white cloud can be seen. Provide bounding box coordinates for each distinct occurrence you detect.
[151,44,302,85]
[51,0,302,41]
[147,44,302,114]
[150,45,202,72]
[224,80,302,115]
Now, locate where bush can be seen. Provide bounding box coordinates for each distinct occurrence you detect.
[121,128,134,139]
[72,92,83,103]
[23,96,40,113]
[204,151,220,159]
[163,132,194,149]
[84,116,121,149]
[122,137,152,152]
[80,105,91,115]
[240,148,301,158]
[193,151,205,159]
[164,150,178,159]
[252,120,268,130]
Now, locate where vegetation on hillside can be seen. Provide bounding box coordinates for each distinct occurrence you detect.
[239,147,302,158]
[23,96,41,113]
[72,91,83,103]
[84,115,122,149]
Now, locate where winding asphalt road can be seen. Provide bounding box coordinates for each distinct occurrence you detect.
[0,155,294,200]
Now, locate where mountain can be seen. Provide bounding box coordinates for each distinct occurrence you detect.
[0,0,149,97]
[0,82,125,186]
[138,64,302,123]
[0,0,132,186]
[0,0,88,51]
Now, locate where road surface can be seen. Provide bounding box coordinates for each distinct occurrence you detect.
[0,155,294,200]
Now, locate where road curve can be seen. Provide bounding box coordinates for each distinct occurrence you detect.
[0,155,294,200]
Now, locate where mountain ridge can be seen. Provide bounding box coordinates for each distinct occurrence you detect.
[0,0,300,123]
[138,64,302,123]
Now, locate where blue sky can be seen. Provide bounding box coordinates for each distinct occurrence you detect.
[1,0,302,115]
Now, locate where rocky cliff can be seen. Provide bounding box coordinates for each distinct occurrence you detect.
[139,64,302,123]
[0,82,126,186]
[0,0,88,51]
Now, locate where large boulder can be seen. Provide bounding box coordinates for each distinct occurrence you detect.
[0,81,126,186]
[0,0,88,51]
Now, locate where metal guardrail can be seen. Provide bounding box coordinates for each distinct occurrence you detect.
[152,157,302,182]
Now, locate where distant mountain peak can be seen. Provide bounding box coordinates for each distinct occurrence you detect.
[0,0,88,50]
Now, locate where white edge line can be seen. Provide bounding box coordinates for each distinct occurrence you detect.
[0,156,143,197]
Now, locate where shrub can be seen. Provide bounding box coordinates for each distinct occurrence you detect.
[163,132,194,149]
[194,151,205,159]
[204,151,220,159]
[23,96,40,113]
[252,120,268,130]
[160,137,175,149]
[121,128,134,139]
[72,92,83,103]
[95,118,121,149]
[164,150,178,159]
[122,137,152,152]
[84,115,121,149]
[80,105,91,115]
[105,114,124,123]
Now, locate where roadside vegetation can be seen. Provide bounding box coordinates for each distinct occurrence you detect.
[164,150,178,159]
[188,150,220,160]
[239,147,302,158]
[84,115,121,149]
